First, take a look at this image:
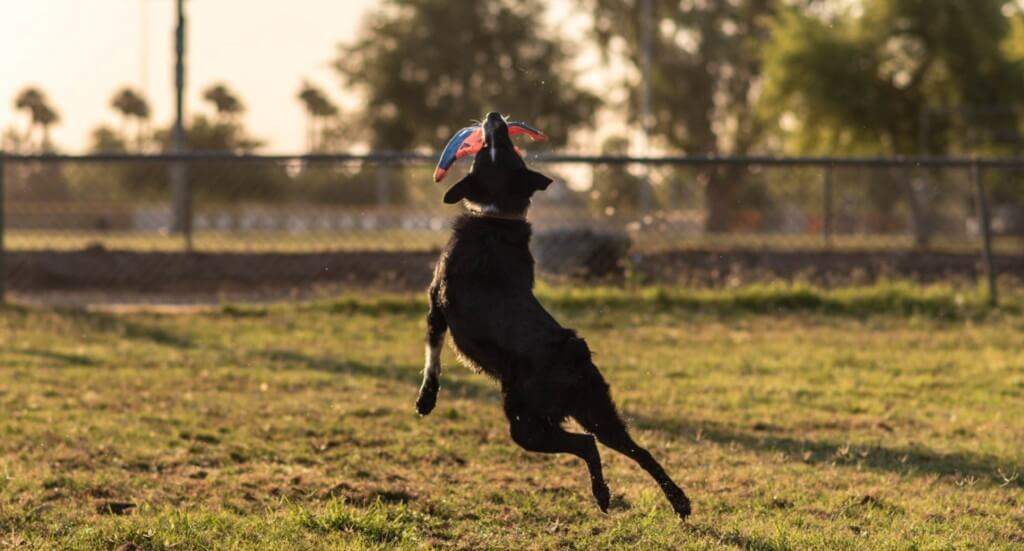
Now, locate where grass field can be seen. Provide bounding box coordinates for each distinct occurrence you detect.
[2,283,1023,549]
[8,229,1022,255]
[4,230,446,253]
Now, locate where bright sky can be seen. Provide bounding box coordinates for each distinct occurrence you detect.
[1,0,377,152]
[1,0,625,154]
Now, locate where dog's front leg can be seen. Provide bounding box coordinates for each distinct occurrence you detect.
[416,291,447,416]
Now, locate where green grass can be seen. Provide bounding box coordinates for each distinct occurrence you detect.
[5,230,447,253]
[2,283,1023,549]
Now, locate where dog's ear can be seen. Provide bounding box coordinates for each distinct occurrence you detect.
[519,168,553,192]
[443,173,479,204]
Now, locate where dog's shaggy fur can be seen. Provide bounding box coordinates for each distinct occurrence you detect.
[416,113,690,519]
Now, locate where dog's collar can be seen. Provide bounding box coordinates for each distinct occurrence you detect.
[462,201,528,221]
[468,210,528,222]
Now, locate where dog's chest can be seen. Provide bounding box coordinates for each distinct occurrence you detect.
[441,234,534,285]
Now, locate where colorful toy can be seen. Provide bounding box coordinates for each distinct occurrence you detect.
[434,119,548,182]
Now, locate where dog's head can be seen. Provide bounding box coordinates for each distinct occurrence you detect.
[435,112,553,215]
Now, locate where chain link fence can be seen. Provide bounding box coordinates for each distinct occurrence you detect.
[0,152,1019,303]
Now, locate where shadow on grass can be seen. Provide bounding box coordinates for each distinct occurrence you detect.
[260,348,1017,487]
[61,310,195,349]
[684,524,792,551]
[12,348,98,366]
[264,349,497,403]
[632,414,1021,487]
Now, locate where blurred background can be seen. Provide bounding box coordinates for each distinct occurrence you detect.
[3,0,1024,304]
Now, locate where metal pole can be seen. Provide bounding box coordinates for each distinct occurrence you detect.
[972,161,998,306]
[170,0,192,251]
[0,153,5,303]
[823,165,833,248]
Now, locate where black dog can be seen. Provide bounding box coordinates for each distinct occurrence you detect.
[416,112,691,519]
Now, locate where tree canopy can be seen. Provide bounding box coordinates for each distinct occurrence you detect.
[334,0,599,150]
[111,87,150,122]
[297,81,340,152]
[110,87,151,151]
[14,86,60,151]
[203,83,245,121]
[582,0,778,156]
[580,0,778,230]
[15,1,1024,219]
[763,0,1024,156]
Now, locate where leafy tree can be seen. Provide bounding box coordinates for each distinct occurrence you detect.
[763,0,1024,244]
[110,87,151,151]
[580,0,777,231]
[14,86,60,151]
[8,87,64,199]
[297,81,340,152]
[591,136,648,213]
[334,0,599,151]
[154,114,282,200]
[203,83,245,122]
[90,125,127,153]
[156,114,263,153]
[82,118,259,202]
[763,0,1024,157]
[14,87,44,145]
[74,123,160,201]
[1,126,31,154]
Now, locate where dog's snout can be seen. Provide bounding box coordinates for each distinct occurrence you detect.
[482,112,509,160]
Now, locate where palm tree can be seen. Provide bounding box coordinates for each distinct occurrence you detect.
[297,81,338,151]
[203,83,244,121]
[111,87,151,151]
[14,89,40,145]
[14,86,60,151]
[35,104,59,150]
[298,81,321,151]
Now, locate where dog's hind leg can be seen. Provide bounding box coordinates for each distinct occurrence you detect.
[416,289,447,416]
[506,411,611,513]
[574,390,691,519]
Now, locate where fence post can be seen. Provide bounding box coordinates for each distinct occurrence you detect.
[171,0,192,252]
[971,160,998,307]
[822,164,833,248]
[0,152,5,304]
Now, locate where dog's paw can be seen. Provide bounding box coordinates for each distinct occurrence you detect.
[670,492,692,520]
[591,479,611,513]
[415,384,438,416]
